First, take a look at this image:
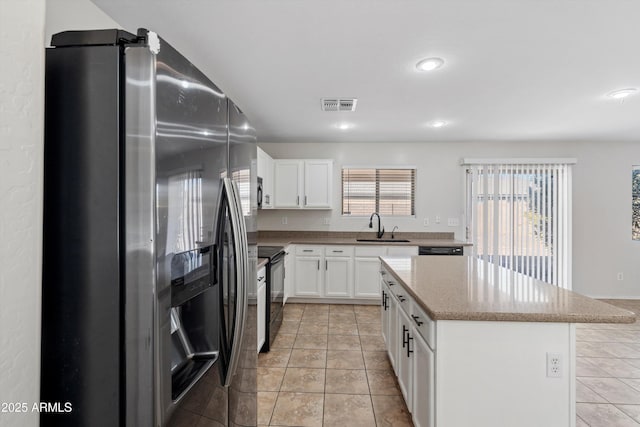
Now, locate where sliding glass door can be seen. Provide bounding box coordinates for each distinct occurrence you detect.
[465,160,573,289]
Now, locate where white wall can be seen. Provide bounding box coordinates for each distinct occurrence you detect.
[0,2,120,426]
[45,0,121,44]
[0,1,46,426]
[259,141,640,299]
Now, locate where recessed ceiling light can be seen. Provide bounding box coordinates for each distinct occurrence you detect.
[607,88,638,99]
[336,122,353,130]
[427,120,448,128]
[416,57,445,72]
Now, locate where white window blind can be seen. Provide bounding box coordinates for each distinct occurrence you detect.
[231,168,251,216]
[166,169,203,253]
[465,161,573,289]
[342,168,416,216]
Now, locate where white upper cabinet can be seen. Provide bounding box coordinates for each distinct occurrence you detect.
[274,160,303,208]
[274,159,333,209]
[257,147,274,209]
[303,160,333,208]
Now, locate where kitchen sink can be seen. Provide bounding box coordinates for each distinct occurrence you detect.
[356,239,411,243]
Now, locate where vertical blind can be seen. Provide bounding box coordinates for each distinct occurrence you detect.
[167,169,203,253]
[464,160,573,289]
[342,168,416,216]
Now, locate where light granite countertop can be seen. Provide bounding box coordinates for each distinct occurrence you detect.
[257,258,269,269]
[257,231,471,248]
[380,256,635,324]
[258,237,469,247]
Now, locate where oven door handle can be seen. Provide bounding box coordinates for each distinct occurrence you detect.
[269,252,285,264]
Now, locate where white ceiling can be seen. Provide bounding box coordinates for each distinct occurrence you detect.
[91,0,640,143]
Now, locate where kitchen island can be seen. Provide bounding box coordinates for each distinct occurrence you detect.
[380,256,635,427]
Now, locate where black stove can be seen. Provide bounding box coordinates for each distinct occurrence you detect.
[258,246,285,259]
[257,245,285,352]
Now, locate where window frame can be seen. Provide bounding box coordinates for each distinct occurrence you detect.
[341,165,417,217]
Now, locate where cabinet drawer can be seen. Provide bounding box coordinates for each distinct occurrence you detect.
[296,246,323,256]
[411,301,435,350]
[380,267,401,297]
[355,246,387,257]
[324,245,354,257]
[394,290,411,313]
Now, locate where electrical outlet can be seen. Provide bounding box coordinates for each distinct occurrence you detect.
[546,353,562,378]
[281,216,288,225]
[435,216,441,224]
[617,272,624,281]
[423,218,429,227]
[447,217,459,227]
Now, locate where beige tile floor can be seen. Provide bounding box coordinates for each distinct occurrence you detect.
[258,300,640,427]
[257,303,412,427]
[576,300,640,426]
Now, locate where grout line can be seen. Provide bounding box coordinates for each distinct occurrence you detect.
[267,303,398,426]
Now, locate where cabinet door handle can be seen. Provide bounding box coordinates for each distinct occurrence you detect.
[304,195,307,205]
[398,295,406,302]
[297,195,300,206]
[385,293,389,310]
[380,271,386,276]
[402,325,408,348]
[303,249,313,252]
[332,250,343,253]
[411,315,424,326]
[407,334,414,358]
[258,276,265,281]
[388,281,395,286]
[325,260,328,270]
[381,290,386,309]
[317,260,320,270]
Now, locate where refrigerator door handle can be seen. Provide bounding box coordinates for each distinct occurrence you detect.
[222,178,248,387]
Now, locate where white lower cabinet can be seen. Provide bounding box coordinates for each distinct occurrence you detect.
[412,331,435,427]
[294,255,322,296]
[294,245,354,298]
[381,280,398,372]
[381,282,390,345]
[396,307,413,413]
[290,244,417,301]
[381,265,434,426]
[354,246,387,298]
[283,245,294,303]
[325,256,352,297]
[354,257,382,297]
[387,293,398,373]
[257,267,266,352]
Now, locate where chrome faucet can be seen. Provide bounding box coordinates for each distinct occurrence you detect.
[369,213,385,239]
[391,226,399,239]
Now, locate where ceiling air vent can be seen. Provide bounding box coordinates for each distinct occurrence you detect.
[321,98,358,112]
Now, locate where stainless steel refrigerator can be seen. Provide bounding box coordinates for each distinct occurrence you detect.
[41,28,257,427]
